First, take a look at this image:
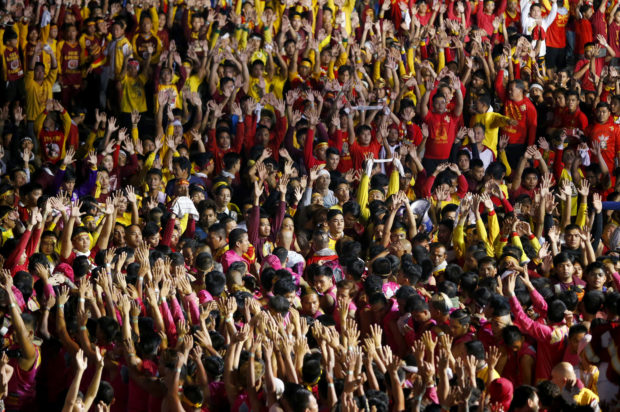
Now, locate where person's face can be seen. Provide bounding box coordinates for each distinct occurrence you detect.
[259,217,271,237]
[191,190,205,205]
[313,275,332,294]
[555,93,566,108]
[50,25,59,38]
[40,235,56,255]
[66,26,78,41]
[586,268,606,290]
[343,212,357,229]
[25,189,42,207]
[509,83,523,101]
[113,225,126,246]
[111,24,123,39]
[161,68,172,84]
[556,260,575,281]
[102,155,114,172]
[281,217,294,232]
[34,64,45,81]
[147,233,160,248]
[433,96,447,113]
[139,15,153,34]
[334,184,349,204]
[565,229,581,249]
[315,144,327,161]
[437,225,451,245]
[359,129,372,145]
[338,69,350,84]
[215,188,231,208]
[491,314,511,337]
[449,319,468,338]
[126,226,142,248]
[311,193,323,205]
[473,126,485,143]
[431,246,446,267]
[523,173,538,190]
[217,132,231,150]
[412,309,430,323]
[597,106,611,124]
[568,95,579,112]
[507,336,523,352]
[63,180,76,194]
[479,262,497,278]
[301,293,319,316]
[566,333,586,360]
[328,214,345,234]
[237,233,250,253]
[146,173,161,191]
[251,62,264,78]
[207,232,224,251]
[98,171,110,190]
[484,0,495,13]
[74,234,91,252]
[202,208,217,227]
[531,4,542,18]
[457,154,470,171]
[326,153,340,171]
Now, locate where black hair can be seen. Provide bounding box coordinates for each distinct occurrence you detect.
[205,271,227,297]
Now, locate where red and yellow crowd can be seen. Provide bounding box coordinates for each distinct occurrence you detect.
[1,0,620,411]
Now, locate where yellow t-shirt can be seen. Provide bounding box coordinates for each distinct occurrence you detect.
[120,72,148,113]
[470,112,513,157]
[25,67,58,121]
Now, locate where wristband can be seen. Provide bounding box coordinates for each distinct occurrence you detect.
[58,303,65,309]
[250,353,255,357]
[79,326,87,331]
[176,368,182,373]
[79,298,85,303]
[9,303,15,309]
[131,318,139,323]
[328,382,335,388]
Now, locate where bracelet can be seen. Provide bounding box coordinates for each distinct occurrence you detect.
[347,371,353,375]
[58,303,64,308]
[79,298,85,303]
[79,326,87,331]
[176,368,182,373]
[226,317,234,323]
[249,353,255,358]
[328,382,335,388]
[131,318,139,323]
[9,303,15,309]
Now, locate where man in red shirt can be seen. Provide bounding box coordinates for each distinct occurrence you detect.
[546,0,571,75]
[552,90,588,134]
[495,70,538,168]
[574,40,616,92]
[591,0,608,40]
[419,76,464,173]
[587,102,620,177]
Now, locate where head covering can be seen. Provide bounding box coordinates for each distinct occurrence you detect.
[54,263,75,283]
[488,378,514,411]
[577,333,592,355]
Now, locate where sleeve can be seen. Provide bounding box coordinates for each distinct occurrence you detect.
[477,217,495,257]
[453,223,466,258]
[488,209,500,247]
[247,205,261,246]
[529,287,548,318]
[509,295,554,342]
[456,174,469,198]
[495,68,507,102]
[3,230,31,269]
[386,169,400,198]
[357,174,371,222]
[526,103,538,146]
[304,128,317,170]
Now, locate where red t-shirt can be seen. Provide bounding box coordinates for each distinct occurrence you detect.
[500,98,538,145]
[558,109,589,131]
[546,7,570,48]
[574,18,593,56]
[574,57,604,92]
[350,139,382,170]
[423,111,458,159]
[610,22,620,56]
[591,9,607,40]
[587,119,620,172]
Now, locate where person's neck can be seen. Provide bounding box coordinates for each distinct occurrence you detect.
[232,247,243,256]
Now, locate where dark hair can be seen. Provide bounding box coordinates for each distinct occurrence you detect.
[205,271,226,297]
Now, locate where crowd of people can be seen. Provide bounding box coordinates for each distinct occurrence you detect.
[1,0,620,410]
